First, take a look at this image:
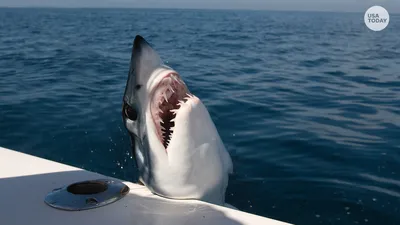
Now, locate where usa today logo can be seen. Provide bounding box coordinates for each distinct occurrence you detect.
[364,6,390,31]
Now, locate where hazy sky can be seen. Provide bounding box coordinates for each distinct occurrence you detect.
[0,0,399,13]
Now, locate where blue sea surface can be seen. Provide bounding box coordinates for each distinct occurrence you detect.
[1,8,400,225]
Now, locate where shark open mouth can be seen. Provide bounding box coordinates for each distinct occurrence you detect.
[151,73,190,149]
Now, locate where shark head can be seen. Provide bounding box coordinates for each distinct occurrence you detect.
[122,35,233,205]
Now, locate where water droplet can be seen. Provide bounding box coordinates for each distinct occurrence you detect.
[365,219,369,222]
[345,207,350,211]
[372,198,377,201]
[315,214,320,218]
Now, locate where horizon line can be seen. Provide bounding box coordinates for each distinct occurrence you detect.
[1,5,399,14]
[0,6,375,14]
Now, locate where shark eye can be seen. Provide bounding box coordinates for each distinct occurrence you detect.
[124,104,138,121]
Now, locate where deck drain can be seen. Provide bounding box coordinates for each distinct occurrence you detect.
[44,179,130,211]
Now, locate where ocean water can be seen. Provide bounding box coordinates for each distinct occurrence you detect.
[0,8,399,225]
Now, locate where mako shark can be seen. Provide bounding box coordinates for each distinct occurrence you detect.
[122,35,233,206]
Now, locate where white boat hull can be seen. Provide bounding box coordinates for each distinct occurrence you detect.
[0,147,291,225]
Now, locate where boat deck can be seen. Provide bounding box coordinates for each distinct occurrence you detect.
[0,147,291,225]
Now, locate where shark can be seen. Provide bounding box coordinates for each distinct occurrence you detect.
[122,35,233,206]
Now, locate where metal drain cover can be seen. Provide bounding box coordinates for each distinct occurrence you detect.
[44,179,130,211]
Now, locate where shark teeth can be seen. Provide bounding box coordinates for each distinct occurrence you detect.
[177,100,185,106]
[171,75,183,84]
[170,109,179,114]
[183,93,195,101]
[163,92,168,102]
[153,73,193,149]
